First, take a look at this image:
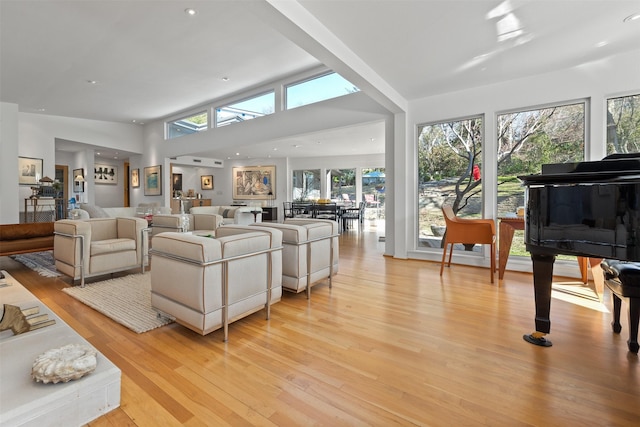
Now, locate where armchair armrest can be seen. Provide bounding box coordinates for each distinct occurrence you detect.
[116,217,149,268]
[192,213,223,231]
[151,214,193,236]
[54,220,92,285]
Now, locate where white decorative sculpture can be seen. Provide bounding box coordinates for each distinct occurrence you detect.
[31,344,97,384]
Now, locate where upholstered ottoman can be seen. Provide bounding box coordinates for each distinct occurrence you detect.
[601,259,640,353]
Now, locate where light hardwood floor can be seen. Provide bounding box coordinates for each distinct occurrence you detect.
[2,230,639,426]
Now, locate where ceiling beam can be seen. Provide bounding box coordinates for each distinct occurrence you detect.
[257,0,407,114]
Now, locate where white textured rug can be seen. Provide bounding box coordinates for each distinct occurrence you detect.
[62,273,174,333]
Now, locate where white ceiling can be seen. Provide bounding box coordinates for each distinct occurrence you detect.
[2,0,639,161]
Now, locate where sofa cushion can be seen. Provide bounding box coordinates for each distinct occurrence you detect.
[90,238,136,255]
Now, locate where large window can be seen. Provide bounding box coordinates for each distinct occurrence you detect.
[417,117,483,249]
[362,168,385,218]
[292,169,320,201]
[328,169,356,203]
[216,91,274,127]
[166,111,208,139]
[607,93,640,155]
[286,72,358,110]
[497,102,585,257]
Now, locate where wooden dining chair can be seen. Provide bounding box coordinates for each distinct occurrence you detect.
[440,205,496,283]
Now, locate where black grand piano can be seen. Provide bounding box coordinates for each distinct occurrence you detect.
[519,153,640,348]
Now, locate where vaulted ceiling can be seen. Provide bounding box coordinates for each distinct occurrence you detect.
[2,0,639,159]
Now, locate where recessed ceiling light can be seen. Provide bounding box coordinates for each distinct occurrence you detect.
[596,41,608,48]
[185,8,197,16]
[273,148,278,151]
[97,152,101,156]
[86,80,98,84]
[623,12,640,23]
[235,152,240,156]
[221,77,229,82]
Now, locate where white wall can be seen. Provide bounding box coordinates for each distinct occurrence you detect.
[400,49,640,273]
[1,103,19,223]
[0,112,144,222]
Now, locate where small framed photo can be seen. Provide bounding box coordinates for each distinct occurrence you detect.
[73,168,84,193]
[172,173,183,191]
[201,175,213,190]
[131,168,140,188]
[144,165,162,196]
[18,156,43,185]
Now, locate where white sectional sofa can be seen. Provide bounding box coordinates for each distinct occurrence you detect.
[78,203,171,219]
[149,226,283,340]
[190,205,262,225]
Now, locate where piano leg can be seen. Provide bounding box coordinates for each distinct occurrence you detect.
[523,253,556,347]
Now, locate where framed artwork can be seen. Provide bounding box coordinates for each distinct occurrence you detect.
[232,165,275,199]
[73,168,84,193]
[18,156,43,185]
[131,168,140,188]
[95,163,118,184]
[201,175,213,190]
[172,173,183,191]
[144,165,162,196]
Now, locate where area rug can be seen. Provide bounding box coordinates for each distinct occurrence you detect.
[10,250,60,277]
[62,273,174,333]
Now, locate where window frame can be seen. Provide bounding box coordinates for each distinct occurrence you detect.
[214,90,275,128]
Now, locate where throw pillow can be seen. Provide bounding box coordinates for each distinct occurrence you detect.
[80,204,109,218]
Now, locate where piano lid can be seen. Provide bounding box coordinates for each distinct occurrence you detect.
[519,153,640,185]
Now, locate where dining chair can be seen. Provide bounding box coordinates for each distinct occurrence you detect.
[314,202,338,221]
[439,205,496,283]
[283,202,294,219]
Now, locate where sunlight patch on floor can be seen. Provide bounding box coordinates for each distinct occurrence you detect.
[552,281,609,313]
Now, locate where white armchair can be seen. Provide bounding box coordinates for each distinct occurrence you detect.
[250,218,339,299]
[150,227,283,340]
[54,217,149,287]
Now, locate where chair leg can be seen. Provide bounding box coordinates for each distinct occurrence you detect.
[612,294,622,333]
[440,241,448,276]
[447,243,454,267]
[628,298,639,353]
[489,242,495,284]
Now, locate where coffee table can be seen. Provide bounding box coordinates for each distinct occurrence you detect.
[0,270,121,425]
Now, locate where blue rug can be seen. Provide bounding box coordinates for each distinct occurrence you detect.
[10,250,60,277]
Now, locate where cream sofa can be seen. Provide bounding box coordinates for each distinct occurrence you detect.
[149,226,283,340]
[150,213,223,237]
[78,203,171,219]
[250,218,339,298]
[190,205,261,225]
[54,217,149,287]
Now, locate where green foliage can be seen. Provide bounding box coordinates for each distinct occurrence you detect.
[607,94,640,154]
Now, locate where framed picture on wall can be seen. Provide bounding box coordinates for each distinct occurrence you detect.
[232,165,275,199]
[172,173,183,191]
[144,165,162,196]
[18,156,43,185]
[73,168,84,193]
[95,163,118,184]
[201,175,213,190]
[131,168,140,188]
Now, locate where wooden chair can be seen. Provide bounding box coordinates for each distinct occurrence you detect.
[439,205,496,283]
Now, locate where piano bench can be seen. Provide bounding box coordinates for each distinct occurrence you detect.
[601,260,640,353]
